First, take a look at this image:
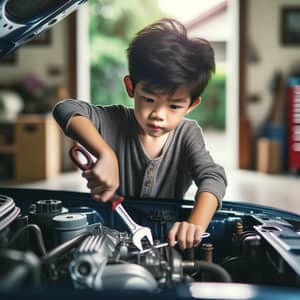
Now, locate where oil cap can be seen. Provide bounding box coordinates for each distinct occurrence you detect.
[53,213,88,245]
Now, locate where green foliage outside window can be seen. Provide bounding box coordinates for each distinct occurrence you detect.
[187,72,226,130]
[89,0,163,107]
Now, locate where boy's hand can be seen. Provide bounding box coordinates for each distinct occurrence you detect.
[82,149,119,202]
[168,192,218,250]
[168,221,205,250]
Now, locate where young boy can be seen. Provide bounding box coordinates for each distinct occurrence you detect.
[53,18,227,250]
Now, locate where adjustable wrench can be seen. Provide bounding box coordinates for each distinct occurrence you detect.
[69,144,153,251]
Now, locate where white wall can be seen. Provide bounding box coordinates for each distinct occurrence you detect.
[188,11,228,42]
[0,19,69,87]
[76,3,90,102]
[246,0,300,132]
[225,0,240,169]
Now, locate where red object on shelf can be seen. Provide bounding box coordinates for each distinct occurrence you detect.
[287,79,300,172]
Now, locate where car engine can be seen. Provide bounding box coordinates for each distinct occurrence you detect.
[1,189,300,296]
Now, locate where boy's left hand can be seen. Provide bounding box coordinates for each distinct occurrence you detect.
[168,221,204,250]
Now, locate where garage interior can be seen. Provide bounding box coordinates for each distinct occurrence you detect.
[0,0,299,215]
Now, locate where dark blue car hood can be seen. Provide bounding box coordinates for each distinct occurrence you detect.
[0,0,87,58]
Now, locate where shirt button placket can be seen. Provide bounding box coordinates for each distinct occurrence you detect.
[142,162,156,197]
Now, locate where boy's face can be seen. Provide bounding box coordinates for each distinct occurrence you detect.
[131,81,200,138]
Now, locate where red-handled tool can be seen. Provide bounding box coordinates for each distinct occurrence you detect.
[69,144,153,251]
[69,145,124,204]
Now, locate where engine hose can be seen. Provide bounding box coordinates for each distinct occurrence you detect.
[193,260,232,282]
[41,232,91,265]
[0,195,15,218]
[0,195,20,232]
[7,224,47,255]
[0,206,20,232]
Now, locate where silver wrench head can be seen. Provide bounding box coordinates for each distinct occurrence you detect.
[132,226,153,251]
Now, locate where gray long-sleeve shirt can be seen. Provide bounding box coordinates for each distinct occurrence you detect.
[53,99,227,207]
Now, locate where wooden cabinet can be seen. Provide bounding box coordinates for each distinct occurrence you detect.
[0,114,61,181]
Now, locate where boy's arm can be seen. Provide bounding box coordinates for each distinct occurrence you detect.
[167,121,226,250]
[168,191,218,250]
[188,191,218,228]
[67,115,119,202]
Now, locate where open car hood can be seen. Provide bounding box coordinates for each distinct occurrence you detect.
[0,0,87,59]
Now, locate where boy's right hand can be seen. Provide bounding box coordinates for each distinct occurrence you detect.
[82,148,119,202]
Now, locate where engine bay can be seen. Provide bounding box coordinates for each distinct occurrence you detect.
[1,188,300,298]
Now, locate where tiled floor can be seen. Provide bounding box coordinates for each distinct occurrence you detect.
[2,130,300,215]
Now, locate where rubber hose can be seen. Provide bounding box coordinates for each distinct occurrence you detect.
[194,260,232,282]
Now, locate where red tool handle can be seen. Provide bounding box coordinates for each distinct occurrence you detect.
[69,144,94,171]
[69,144,124,210]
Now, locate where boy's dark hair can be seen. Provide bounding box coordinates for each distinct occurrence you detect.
[127,18,215,102]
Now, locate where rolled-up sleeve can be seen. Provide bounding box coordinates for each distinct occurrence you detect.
[185,121,227,208]
[52,99,102,139]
